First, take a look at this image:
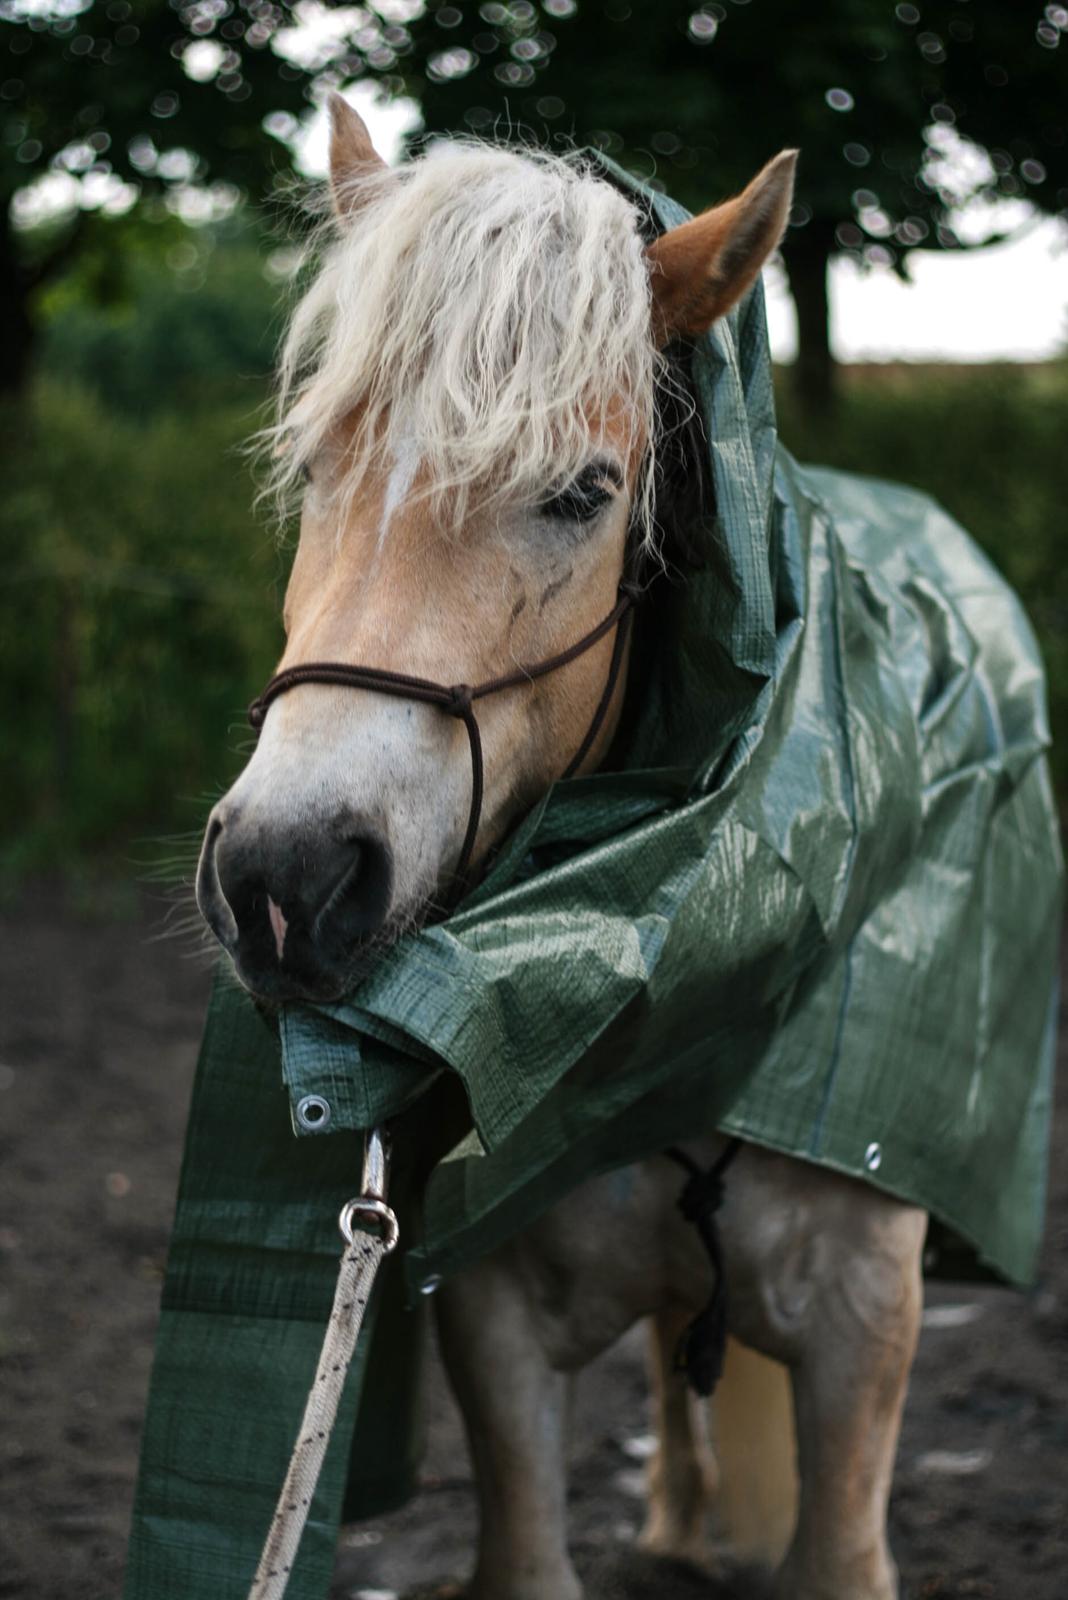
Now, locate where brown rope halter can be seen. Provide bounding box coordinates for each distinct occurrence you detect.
[248,582,639,892]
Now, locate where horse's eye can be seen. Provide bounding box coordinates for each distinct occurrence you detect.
[299,462,312,485]
[540,466,614,524]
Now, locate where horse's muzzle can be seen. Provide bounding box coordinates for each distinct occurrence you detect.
[196,805,394,1002]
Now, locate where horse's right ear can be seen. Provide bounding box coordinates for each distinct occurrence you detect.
[328,93,391,220]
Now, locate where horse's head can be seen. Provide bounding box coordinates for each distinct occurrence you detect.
[198,99,795,1001]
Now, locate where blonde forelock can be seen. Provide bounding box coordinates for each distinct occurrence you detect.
[264,142,662,545]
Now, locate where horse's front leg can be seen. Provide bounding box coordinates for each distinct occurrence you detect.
[435,1252,581,1600]
[434,1162,682,1600]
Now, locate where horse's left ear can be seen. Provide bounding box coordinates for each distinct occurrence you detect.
[328,92,391,220]
[645,150,798,343]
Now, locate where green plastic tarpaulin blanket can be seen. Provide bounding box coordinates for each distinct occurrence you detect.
[125,162,1061,1599]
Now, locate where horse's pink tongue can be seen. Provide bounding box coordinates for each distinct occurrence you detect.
[267,897,288,961]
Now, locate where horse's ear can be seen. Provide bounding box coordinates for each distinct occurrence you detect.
[645,150,798,343]
[328,92,390,220]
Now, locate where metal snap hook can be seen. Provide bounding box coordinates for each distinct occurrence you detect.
[338,1196,400,1254]
[337,1126,399,1253]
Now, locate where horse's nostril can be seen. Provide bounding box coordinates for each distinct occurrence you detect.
[195,813,239,950]
[313,833,393,947]
[312,842,364,938]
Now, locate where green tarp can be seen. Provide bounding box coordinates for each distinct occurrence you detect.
[126,162,1061,1599]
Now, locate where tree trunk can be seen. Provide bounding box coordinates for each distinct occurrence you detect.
[781,223,837,419]
[0,203,34,398]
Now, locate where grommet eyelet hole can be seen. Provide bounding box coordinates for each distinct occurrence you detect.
[296,1094,332,1133]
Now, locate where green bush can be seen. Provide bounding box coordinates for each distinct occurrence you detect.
[35,212,284,418]
[0,378,285,873]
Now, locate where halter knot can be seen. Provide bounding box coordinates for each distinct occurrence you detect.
[445,683,474,718]
[248,699,267,731]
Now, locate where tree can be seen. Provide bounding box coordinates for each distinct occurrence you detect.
[6,4,1065,410]
[0,0,320,393]
[387,0,1068,412]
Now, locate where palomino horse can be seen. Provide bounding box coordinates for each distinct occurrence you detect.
[197,97,927,1599]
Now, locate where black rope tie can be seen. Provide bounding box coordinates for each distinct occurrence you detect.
[247,584,637,895]
[664,1137,742,1397]
[445,684,474,718]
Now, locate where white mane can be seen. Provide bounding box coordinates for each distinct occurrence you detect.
[267,142,662,542]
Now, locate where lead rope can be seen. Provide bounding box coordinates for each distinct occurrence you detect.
[246,1129,398,1600]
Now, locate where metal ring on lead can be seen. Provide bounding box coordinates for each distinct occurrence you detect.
[338,1196,400,1254]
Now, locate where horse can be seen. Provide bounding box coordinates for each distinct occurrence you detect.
[195,95,933,1600]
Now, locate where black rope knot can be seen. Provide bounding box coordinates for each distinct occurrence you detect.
[676,1166,728,1229]
[445,683,474,718]
[664,1139,742,1397]
[248,698,267,731]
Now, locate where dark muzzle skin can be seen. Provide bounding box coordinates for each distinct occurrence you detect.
[196,804,394,1003]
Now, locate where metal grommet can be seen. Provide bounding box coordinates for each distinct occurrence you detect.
[296,1094,332,1133]
[864,1141,883,1172]
[339,1196,400,1254]
[419,1274,443,1297]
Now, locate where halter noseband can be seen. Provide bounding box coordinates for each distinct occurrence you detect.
[247,582,639,893]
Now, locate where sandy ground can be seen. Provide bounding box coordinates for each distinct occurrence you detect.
[1,883,1065,1599]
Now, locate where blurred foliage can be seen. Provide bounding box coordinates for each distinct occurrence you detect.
[404,0,1067,230]
[0,0,321,391]
[1,0,309,200]
[36,209,284,412]
[0,373,287,875]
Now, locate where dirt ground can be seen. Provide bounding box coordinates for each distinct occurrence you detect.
[1,882,1066,1600]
